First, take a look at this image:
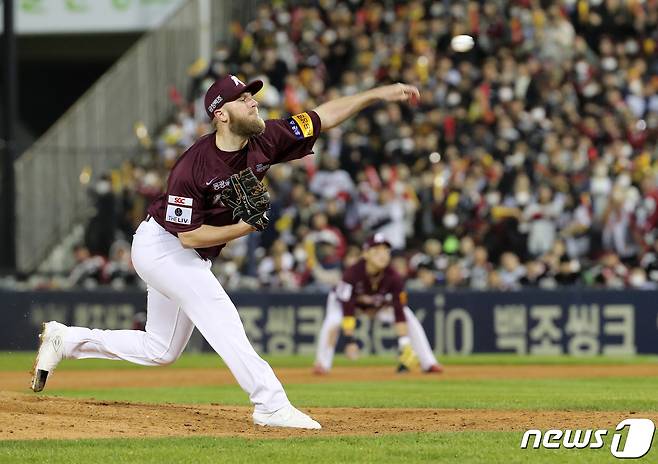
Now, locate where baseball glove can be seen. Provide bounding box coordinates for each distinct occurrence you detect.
[220,168,271,231]
[396,344,420,373]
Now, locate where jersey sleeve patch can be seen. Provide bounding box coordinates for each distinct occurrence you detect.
[166,204,192,225]
[288,112,314,139]
[168,195,193,207]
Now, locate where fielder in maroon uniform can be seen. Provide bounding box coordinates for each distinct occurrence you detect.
[314,234,443,374]
[32,74,421,430]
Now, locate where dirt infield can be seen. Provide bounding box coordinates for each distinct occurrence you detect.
[1,364,657,440]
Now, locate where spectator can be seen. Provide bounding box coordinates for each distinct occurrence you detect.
[445,263,465,289]
[498,252,525,290]
[523,184,562,257]
[640,240,658,285]
[309,156,355,202]
[587,252,629,288]
[306,212,347,260]
[257,239,299,289]
[628,267,658,290]
[69,245,105,289]
[560,192,593,259]
[408,264,438,290]
[85,174,118,257]
[49,0,658,292]
[468,246,492,290]
[102,240,139,290]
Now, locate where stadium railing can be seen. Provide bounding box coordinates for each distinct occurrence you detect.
[13,0,260,273]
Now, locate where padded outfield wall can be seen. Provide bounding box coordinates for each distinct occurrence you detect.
[0,289,655,355]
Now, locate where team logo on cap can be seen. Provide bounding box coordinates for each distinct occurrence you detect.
[373,233,386,243]
[230,75,245,86]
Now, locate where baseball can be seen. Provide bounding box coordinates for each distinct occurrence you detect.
[451,35,475,52]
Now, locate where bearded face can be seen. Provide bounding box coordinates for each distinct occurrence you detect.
[225,106,265,138]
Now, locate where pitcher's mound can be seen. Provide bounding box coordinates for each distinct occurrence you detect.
[2,392,656,440]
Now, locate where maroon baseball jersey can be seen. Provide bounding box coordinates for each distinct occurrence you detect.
[334,259,407,323]
[147,111,321,259]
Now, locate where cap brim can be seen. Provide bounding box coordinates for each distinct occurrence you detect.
[243,80,263,96]
[365,241,392,250]
[227,80,263,102]
[223,80,264,106]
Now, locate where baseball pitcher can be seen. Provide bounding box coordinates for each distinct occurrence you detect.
[31,74,420,430]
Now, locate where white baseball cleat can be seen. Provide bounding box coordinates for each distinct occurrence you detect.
[30,321,68,392]
[253,405,322,429]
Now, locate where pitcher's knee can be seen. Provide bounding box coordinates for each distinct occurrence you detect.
[145,340,182,366]
[152,350,181,366]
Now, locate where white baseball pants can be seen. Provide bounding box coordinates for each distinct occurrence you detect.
[61,218,290,414]
[314,292,439,371]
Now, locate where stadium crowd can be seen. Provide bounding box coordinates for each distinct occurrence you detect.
[25,0,658,291]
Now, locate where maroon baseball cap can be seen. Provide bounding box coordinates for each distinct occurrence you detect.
[364,233,392,250]
[204,75,263,119]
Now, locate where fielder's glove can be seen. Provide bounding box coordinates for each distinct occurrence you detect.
[220,168,271,231]
[396,343,420,373]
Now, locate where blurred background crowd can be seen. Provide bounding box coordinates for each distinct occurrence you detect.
[21,0,658,291]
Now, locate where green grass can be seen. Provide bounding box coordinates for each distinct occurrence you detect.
[1,432,653,464]
[48,376,658,411]
[2,352,657,463]
[1,352,656,371]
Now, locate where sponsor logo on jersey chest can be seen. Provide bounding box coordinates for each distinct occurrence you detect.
[212,179,231,190]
